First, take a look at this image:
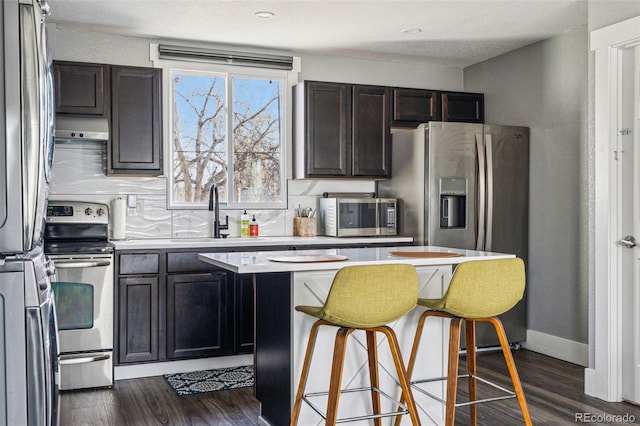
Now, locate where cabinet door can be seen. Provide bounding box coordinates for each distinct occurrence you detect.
[53,62,109,116]
[109,66,162,175]
[166,272,228,359]
[352,85,391,177]
[392,88,441,127]
[118,276,159,364]
[442,92,485,123]
[303,81,351,177]
[234,274,254,354]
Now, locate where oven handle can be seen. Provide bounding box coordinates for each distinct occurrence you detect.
[59,352,111,365]
[53,260,111,269]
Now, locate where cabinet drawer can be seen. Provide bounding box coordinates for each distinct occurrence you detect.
[119,253,159,275]
[167,252,225,273]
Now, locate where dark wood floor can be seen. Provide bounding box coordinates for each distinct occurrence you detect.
[60,350,640,425]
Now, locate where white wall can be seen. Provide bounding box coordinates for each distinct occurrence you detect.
[49,25,463,239]
[464,27,589,364]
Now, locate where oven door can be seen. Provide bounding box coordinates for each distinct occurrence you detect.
[50,254,113,390]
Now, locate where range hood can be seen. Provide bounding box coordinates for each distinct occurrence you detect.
[54,115,109,142]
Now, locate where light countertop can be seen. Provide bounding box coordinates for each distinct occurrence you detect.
[198,245,515,274]
[111,236,413,250]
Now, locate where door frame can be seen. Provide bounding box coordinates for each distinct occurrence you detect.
[587,15,640,402]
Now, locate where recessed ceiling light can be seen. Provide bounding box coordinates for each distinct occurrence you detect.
[255,11,275,19]
[401,28,422,35]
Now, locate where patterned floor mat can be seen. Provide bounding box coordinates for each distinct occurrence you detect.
[163,365,254,396]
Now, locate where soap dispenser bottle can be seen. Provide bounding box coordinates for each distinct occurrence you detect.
[249,214,259,237]
[240,210,250,237]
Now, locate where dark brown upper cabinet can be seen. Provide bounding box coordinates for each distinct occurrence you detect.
[442,92,485,123]
[391,88,441,127]
[53,62,110,116]
[109,66,163,175]
[352,85,391,177]
[294,81,391,179]
[295,81,351,177]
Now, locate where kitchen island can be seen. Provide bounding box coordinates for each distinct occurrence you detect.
[199,246,515,426]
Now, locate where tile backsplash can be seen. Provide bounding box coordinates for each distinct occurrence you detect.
[49,143,376,240]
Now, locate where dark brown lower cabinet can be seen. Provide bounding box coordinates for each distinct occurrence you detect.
[118,276,159,363]
[233,274,255,354]
[166,272,228,359]
[116,250,253,365]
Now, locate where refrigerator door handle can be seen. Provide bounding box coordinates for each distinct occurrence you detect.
[485,133,494,251]
[476,133,486,251]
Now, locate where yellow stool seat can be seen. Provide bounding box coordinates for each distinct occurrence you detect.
[402,258,532,426]
[291,264,422,425]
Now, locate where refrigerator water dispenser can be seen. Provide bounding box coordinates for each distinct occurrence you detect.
[439,178,467,229]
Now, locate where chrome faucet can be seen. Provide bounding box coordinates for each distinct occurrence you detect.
[208,183,228,238]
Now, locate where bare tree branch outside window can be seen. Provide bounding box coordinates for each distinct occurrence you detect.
[171,72,283,206]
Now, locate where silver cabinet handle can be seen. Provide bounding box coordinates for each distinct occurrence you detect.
[59,353,110,365]
[54,260,111,269]
[620,235,637,248]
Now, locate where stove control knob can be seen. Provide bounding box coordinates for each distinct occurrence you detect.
[85,207,94,216]
[97,208,106,217]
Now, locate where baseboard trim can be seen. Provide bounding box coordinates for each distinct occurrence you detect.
[521,329,588,366]
[114,354,253,380]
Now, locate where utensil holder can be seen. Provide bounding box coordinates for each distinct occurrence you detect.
[293,217,315,237]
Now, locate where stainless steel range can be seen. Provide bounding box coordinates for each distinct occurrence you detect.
[44,201,114,390]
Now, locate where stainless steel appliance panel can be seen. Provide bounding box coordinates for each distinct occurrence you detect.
[58,352,112,390]
[0,268,28,426]
[1,253,59,426]
[483,124,529,258]
[0,0,53,254]
[50,254,114,352]
[426,122,482,250]
[50,252,114,390]
[382,129,427,244]
[319,197,397,237]
[379,122,529,347]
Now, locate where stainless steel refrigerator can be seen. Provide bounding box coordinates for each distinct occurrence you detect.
[378,121,529,347]
[1,0,58,425]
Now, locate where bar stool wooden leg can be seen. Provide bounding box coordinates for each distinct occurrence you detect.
[445,318,463,426]
[465,320,478,426]
[487,317,533,426]
[366,331,383,426]
[394,311,431,426]
[326,327,353,425]
[291,320,326,426]
[379,326,422,426]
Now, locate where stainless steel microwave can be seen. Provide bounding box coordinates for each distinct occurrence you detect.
[319,198,397,237]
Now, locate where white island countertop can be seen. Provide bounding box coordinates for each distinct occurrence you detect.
[199,245,515,274]
[111,235,413,250]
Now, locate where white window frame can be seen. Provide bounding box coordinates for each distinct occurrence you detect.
[151,44,298,210]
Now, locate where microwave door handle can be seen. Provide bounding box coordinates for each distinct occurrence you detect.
[54,260,111,269]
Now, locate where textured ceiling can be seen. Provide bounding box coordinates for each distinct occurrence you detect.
[46,0,588,68]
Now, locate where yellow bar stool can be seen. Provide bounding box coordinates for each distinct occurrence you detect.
[402,258,532,426]
[290,264,422,425]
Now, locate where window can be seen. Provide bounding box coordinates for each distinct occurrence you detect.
[156,56,289,209]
